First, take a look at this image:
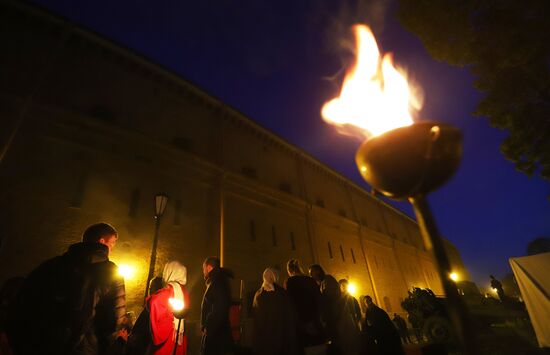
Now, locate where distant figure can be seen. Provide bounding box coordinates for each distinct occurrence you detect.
[392,314,411,345]
[363,296,404,355]
[200,256,234,355]
[490,275,506,301]
[8,223,126,355]
[252,267,295,355]
[285,259,325,353]
[148,261,190,355]
[126,276,165,355]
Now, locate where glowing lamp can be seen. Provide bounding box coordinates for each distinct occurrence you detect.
[169,297,185,311]
[118,264,136,280]
[169,297,188,320]
[450,272,459,282]
[347,282,358,297]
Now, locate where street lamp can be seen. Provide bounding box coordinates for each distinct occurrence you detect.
[450,272,459,282]
[144,193,169,301]
[155,193,169,217]
[118,264,136,280]
[347,282,358,297]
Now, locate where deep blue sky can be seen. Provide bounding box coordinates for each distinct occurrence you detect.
[29,0,550,287]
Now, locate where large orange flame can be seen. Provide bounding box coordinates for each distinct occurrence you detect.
[322,25,421,138]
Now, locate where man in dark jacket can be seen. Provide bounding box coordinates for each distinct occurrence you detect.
[339,279,362,327]
[285,259,325,353]
[364,296,404,355]
[8,223,126,355]
[200,257,234,355]
[309,264,343,353]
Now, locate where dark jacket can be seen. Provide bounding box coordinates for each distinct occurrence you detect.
[8,242,126,355]
[200,267,233,355]
[285,275,325,347]
[318,275,341,342]
[319,275,361,355]
[364,304,403,355]
[343,294,362,325]
[125,308,151,355]
[252,284,295,355]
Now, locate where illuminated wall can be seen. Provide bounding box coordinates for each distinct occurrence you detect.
[0,1,468,334]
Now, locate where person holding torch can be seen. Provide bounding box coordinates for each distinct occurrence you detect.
[148,261,190,355]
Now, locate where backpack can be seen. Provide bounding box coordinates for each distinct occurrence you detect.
[8,254,96,354]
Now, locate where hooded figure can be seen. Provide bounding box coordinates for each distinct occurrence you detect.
[252,268,295,355]
[148,261,190,355]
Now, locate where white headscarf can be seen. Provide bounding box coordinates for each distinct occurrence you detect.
[163,260,187,286]
[162,261,187,344]
[261,267,279,292]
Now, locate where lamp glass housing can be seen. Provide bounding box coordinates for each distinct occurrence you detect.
[155,194,169,217]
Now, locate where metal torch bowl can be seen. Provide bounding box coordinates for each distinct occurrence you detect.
[355,122,462,199]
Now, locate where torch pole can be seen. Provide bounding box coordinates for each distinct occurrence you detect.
[172,318,182,355]
[409,196,476,354]
[144,215,161,302]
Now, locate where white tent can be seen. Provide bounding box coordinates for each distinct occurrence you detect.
[509,252,550,348]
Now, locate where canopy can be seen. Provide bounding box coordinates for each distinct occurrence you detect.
[509,252,550,347]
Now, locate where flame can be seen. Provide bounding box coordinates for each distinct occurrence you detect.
[322,25,421,138]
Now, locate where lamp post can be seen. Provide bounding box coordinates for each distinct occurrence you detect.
[144,193,169,301]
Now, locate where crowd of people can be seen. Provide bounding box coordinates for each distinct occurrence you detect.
[0,222,413,355]
[257,260,406,355]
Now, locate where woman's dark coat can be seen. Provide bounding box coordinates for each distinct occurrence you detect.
[252,284,295,355]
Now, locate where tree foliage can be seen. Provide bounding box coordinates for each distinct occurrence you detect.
[397,0,550,180]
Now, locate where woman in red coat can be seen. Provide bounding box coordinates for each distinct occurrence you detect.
[148,261,190,355]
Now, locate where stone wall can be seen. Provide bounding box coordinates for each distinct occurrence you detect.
[0,1,467,334]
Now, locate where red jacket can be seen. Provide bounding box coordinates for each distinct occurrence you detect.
[148,284,190,355]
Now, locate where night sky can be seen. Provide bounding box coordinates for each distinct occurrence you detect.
[28,0,550,287]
